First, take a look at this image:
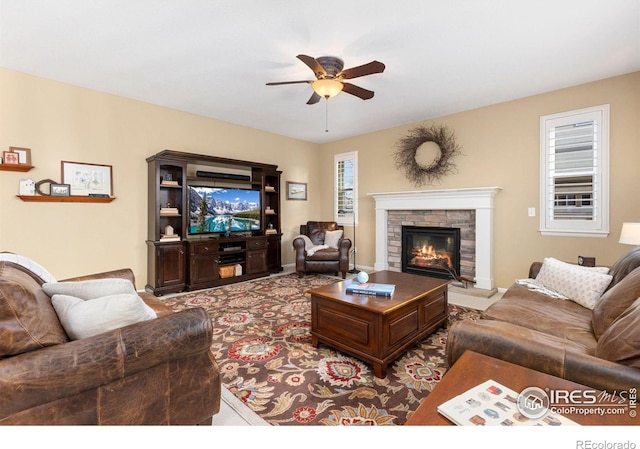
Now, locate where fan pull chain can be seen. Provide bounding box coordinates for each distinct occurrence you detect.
[325,96,330,132]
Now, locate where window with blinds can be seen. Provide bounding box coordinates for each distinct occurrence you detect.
[335,151,358,225]
[540,105,609,237]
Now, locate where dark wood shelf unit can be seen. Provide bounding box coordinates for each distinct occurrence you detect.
[146,150,282,295]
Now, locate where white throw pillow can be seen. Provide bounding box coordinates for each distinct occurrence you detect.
[534,257,612,309]
[43,278,136,299]
[51,293,157,340]
[324,230,343,249]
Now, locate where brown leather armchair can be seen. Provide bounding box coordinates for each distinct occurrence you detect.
[293,221,352,279]
[0,256,220,425]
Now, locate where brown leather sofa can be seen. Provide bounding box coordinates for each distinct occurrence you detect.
[446,248,640,393]
[0,257,221,425]
[293,221,352,279]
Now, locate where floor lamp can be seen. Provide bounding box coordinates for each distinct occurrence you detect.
[348,211,359,274]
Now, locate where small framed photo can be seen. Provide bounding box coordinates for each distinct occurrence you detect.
[61,161,113,196]
[3,151,20,165]
[9,147,32,165]
[50,183,71,196]
[287,181,307,201]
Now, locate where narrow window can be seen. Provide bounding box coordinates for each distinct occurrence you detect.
[540,105,609,237]
[335,151,358,226]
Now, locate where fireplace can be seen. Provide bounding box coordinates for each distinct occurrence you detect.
[402,226,461,280]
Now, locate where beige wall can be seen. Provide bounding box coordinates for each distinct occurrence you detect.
[2,68,638,290]
[319,72,640,288]
[0,68,320,286]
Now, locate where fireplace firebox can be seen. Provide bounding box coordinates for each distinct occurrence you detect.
[401,226,461,280]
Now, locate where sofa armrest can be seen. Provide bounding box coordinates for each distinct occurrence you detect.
[0,307,212,419]
[446,319,640,392]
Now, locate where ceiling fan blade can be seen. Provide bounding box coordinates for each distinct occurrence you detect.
[306,92,321,105]
[338,61,385,80]
[266,80,312,86]
[296,54,326,78]
[342,82,375,100]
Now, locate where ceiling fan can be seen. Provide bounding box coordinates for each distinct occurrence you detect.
[266,54,385,105]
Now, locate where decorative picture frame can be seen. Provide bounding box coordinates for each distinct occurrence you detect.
[9,147,32,165]
[3,151,20,165]
[61,161,113,196]
[50,183,71,196]
[287,181,307,201]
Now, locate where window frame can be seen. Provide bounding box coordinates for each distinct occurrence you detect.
[334,151,358,226]
[539,104,610,237]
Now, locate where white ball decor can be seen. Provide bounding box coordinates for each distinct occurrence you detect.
[356,271,369,284]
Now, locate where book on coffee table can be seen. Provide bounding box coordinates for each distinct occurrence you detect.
[437,379,579,426]
[345,280,395,297]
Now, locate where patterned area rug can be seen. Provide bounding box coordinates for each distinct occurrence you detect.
[162,273,481,425]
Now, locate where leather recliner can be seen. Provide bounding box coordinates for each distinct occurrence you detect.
[293,221,352,279]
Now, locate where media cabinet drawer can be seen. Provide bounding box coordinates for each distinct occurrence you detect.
[247,238,266,249]
[191,243,218,254]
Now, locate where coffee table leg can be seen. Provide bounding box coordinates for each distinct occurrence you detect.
[374,362,387,378]
[311,335,319,347]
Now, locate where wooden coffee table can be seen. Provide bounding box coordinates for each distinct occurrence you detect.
[406,350,638,425]
[309,271,450,378]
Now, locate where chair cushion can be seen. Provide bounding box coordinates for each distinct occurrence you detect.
[592,266,640,339]
[0,262,68,357]
[484,284,597,352]
[595,296,640,369]
[324,230,343,249]
[608,247,640,288]
[306,248,340,261]
[306,221,339,245]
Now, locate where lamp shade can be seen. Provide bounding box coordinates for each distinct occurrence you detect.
[619,222,640,245]
[312,79,343,98]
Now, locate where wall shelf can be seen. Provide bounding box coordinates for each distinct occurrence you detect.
[17,195,115,203]
[1,164,34,172]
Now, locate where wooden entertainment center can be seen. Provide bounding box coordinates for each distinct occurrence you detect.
[146,150,282,295]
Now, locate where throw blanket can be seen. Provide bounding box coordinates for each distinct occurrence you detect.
[293,234,329,256]
[516,278,568,300]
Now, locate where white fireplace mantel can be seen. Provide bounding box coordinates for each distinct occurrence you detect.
[368,187,502,290]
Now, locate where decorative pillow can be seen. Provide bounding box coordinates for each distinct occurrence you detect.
[595,296,640,369]
[43,278,136,299]
[324,230,343,249]
[51,293,157,340]
[534,257,612,309]
[592,266,640,339]
[0,263,68,357]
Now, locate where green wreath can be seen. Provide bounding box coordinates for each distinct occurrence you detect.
[394,123,461,186]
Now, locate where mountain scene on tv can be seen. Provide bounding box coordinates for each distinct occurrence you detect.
[189,186,261,234]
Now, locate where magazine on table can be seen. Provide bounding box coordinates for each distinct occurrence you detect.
[437,379,579,426]
[345,280,395,297]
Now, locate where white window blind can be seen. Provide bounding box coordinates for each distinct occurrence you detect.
[335,151,358,225]
[540,105,609,237]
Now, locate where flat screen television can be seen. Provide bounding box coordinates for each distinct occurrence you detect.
[188,185,261,236]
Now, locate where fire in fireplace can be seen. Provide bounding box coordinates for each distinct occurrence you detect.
[401,226,461,280]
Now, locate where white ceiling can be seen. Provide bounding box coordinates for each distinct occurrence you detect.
[1,0,639,144]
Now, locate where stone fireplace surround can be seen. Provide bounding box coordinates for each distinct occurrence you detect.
[369,187,501,290]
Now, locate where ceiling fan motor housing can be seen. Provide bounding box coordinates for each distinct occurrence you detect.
[316,56,344,79]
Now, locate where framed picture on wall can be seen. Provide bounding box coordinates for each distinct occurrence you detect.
[287,181,307,201]
[2,151,20,165]
[61,161,113,196]
[9,147,32,165]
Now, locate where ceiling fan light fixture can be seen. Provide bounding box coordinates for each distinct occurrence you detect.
[312,79,343,98]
